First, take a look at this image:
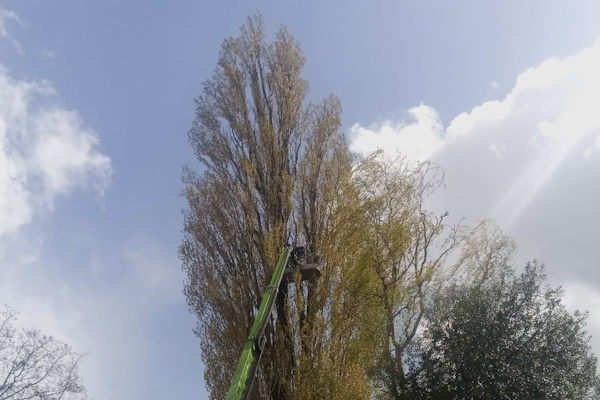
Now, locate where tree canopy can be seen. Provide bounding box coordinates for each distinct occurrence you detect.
[409,262,600,400]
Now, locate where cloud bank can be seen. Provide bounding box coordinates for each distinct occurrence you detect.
[0,66,112,237]
[350,37,600,232]
[349,37,600,353]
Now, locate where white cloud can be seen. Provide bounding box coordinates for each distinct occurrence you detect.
[349,104,444,162]
[0,8,22,52]
[0,66,112,237]
[349,37,600,331]
[438,38,600,229]
[350,38,600,227]
[356,38,600,163]
[0,8,110,237]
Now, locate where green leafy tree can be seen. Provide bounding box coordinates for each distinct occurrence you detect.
[324,150,462,399]
[410,262,600,400]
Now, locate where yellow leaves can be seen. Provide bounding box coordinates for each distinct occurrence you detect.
[316,150,462,396]
[262,225,286,269]
[240,157,257,179]
[292,325,373,400]
[419,262,436,284]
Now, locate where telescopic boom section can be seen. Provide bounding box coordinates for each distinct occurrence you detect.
[225,246,293,400]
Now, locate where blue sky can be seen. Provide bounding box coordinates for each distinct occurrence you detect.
[1,2,600,399]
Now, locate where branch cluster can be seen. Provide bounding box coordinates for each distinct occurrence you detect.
[0,307,87,400]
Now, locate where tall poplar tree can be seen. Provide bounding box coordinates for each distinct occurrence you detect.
[180,15,352,400]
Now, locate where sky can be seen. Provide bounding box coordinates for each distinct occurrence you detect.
[1,1,600,399]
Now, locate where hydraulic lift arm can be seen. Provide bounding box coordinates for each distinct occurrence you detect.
[225,246,321,400]
[225,246,292,400]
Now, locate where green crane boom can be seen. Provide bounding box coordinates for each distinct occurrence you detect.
[225,246,321,400]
